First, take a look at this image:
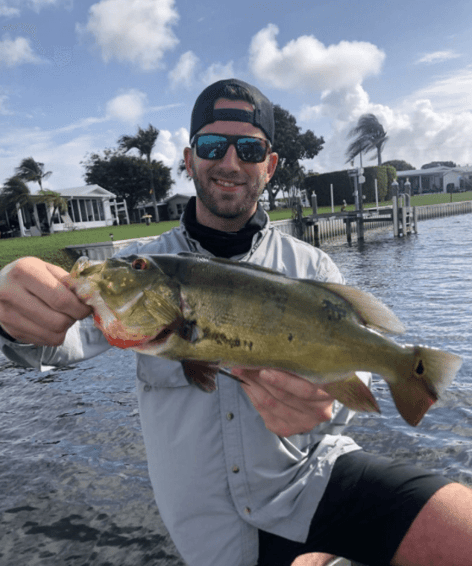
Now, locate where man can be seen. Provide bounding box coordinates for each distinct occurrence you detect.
[0,79,471,566]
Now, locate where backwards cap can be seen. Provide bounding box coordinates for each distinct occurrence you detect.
[190,78,274,144]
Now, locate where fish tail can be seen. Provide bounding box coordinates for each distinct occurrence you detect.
[389,346,462,426]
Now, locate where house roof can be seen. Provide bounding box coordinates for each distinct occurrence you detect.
[397,166,472,178]
[57,185,116,198]
[397,167,453,177]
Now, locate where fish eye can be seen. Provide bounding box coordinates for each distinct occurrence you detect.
[131,258,149,270]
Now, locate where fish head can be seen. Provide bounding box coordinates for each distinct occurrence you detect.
[69,255,183,349]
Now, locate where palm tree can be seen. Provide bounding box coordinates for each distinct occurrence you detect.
[346,114,388,166]
[118,124,160,221]
[15,157,52,190]
[0,176,37,235]
[36,189,68,233]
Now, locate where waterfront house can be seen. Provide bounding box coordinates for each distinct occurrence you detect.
[4,184,129,238]
[397,166,472,194]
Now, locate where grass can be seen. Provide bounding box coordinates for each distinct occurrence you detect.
[0,221,179,271]
[1,191,471,271]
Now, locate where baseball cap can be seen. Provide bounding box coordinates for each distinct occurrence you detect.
[190,78,275,144]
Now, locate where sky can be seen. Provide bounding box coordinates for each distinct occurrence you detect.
[1,0,472,198]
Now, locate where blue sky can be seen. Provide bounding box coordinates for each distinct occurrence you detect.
[1,0,472,197]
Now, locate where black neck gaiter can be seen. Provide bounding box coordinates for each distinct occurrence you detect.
[182,197,267,258]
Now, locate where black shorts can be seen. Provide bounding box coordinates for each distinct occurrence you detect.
[257,450,453,566]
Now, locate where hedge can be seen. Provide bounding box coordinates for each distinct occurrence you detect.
[303,166,397,207]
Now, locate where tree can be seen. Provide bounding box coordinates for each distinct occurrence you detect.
[346,114,388,166]
[0,176,36,234]
[421,161,457,169]
[382,160,415,171]
[118,124,160,221]
[177,158,190,180]
[14,157,52,191]
[82,149,173,216]
[36,189,68,233]
[267,105,324,209]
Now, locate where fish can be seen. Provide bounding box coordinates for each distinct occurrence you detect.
[67,253,463,427]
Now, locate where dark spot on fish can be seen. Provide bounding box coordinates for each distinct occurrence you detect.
[176,320,201,343]
[415,359,425,375]
[288,333,293,342]
[263,288,289,313]
[322,299,347,321]
[202,328,249,350]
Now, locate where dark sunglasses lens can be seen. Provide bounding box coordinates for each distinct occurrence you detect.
[195,135,267,162]
[236,138,267,162]
[196,135,227,160]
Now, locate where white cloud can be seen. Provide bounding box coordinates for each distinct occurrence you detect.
[153,127,194,195]
[201,61,235,86]
[169,51,200,89]
[300,85,372,123]
[0,0,68,17]
[0,4,20,17]
[0,35,44,66]
[298,77,472,174]
[416,50,461,64]
[77,0,179,71]
[153,129,177,165]
[0,0,71,16]
[169,53,236,90]
[405,66,472,113]
[249,24,385,92]
[389,100,472,168]
[0,125,99,191]
[105,90,147,124]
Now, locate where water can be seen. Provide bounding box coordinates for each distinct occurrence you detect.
[321,214,472,484]
[1,214,471,565]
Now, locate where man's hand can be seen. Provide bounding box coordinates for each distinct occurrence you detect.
[232,368,335,437]
[0,257,92,346]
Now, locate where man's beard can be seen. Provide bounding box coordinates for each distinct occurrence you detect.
[191,166,266,220]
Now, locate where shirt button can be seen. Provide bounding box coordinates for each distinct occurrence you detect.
[244,507,251,515]
[144,385,152,392]
[232,465,240,473]
[226,412,234,421]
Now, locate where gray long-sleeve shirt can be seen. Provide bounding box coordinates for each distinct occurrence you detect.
[1,215,368,566]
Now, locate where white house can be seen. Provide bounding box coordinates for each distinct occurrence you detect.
[57,185,129,230]
[10,185,129,237]
[397,166,472,194]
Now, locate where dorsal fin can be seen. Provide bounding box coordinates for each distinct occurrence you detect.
[319,281,405,334]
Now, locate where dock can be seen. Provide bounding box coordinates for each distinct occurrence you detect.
[272,199,471,247]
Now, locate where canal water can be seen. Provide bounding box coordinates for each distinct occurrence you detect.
[1,214,471,565]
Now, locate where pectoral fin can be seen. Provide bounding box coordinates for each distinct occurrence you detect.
[323,374,380,414]
[143,289,183,326]
[181,360,220,392]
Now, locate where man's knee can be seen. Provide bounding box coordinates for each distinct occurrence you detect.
[392,482,472,566]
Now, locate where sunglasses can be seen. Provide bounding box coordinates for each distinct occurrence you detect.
[192,133,271,163]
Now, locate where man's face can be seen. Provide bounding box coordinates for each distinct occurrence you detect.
[184,99,278,230]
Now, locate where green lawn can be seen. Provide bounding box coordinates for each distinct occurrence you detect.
[1,191,471,271]
[0,221,179,270]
